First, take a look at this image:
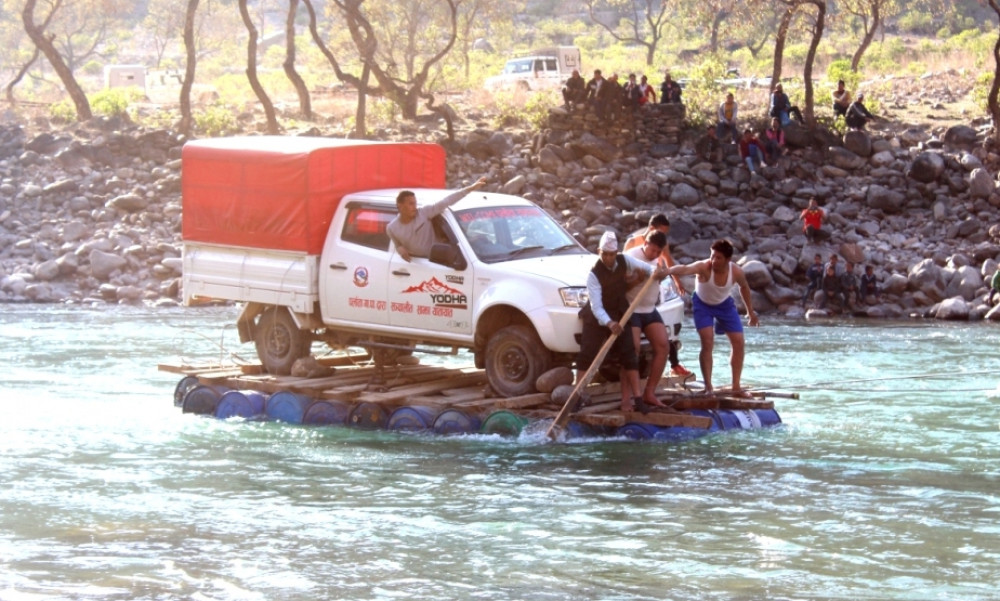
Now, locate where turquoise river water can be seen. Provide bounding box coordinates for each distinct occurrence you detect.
[1,304,998,601]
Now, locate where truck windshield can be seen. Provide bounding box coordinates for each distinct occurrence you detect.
[503,59,535,74]
[454,205,586,263]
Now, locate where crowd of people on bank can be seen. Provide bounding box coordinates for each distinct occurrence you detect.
[561,68,684,120]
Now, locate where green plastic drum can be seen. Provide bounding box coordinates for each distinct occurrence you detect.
[480,410,530,437]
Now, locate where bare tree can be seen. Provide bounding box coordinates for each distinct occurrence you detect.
[583,0,671,66]
[178,0,199,136]
[22,0,91,120]
[840,0,902,72]
[283,0,312,120]
[801,0,826,126]
[143,0,188,69]
[987,0,1000,145]
[237,0,279,134]
[769,0,804,89]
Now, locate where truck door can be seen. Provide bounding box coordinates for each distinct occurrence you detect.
[321,203,392,326]
[387,216,474,337]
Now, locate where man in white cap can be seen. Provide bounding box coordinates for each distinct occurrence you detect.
[578,231,669,413]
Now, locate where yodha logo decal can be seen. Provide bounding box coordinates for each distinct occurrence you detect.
[402,277,468,309]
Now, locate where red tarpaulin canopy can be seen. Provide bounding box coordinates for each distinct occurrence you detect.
[182,137,447,254]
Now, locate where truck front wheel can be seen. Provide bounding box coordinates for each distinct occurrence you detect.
[254,306,311,375]
[485,325,552,397]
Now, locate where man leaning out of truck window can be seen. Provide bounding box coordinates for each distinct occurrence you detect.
[387,176,488,262]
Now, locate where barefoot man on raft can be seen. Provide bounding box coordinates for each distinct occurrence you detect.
[665,239,759,396]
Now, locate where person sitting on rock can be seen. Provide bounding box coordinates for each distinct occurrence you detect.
[660,71,683,104]
[799,198,830,242]
[738,128,765,173]
[845,93,877,130]
[603,73,624,122]
[832,79,852,118]
[695,125,722,163]
[840,261,860,312]
[716,92,740,143]
[769,83,803,126]
[802,253,824,308]
[815,264,844,312]
[763,117,786,164]
[860,264,881,304]
[988,268,1000,306]
[638,75,657,105]
[562,69,586,111]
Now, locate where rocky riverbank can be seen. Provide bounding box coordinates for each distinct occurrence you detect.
[2,94,1000,321]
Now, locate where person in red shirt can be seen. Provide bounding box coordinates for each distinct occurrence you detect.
[800,198,830,242]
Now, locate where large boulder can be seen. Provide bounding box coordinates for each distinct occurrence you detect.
[829,146,866,170]
[907,151,945,183]
[573,132,621,163]
[537,146,563,174]
[943,124,978,147]
[865,184,906,214]
[907,258,947,301]
[968,167,995,199]
[843,130,872,157]
[89,249,128,280]
[635,180,659,205]
[945,265,983,301]
[668,182,700,207]
[741,260,773,289]
[935,297,971,320]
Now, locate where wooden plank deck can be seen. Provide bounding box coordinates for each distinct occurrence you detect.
[162,359,781,432]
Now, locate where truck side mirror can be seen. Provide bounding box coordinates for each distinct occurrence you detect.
[430,243,467,271]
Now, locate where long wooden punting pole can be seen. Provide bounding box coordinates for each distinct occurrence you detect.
[546,274,659,440]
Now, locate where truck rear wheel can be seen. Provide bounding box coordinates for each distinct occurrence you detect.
[254,306,311,375]
[485,325,552,397]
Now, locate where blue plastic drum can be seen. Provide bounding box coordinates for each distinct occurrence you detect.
[432,409,482,435]
[302,400,351,425]
[348,402,388,429]
[387,406,438,433]
[265,391,312,424]
[617,422,657,440]
[182,385,228,415]
[215,390,267,419]
[754,408,782,427]
[174,376,201,407]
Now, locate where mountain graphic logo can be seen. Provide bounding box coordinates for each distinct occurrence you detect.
[402,277,468,310]
[402,277,463,295]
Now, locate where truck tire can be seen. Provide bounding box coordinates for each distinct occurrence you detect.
[254,306,311,375]
[485,325,552,397]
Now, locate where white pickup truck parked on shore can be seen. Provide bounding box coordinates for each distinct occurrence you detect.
[484,46,581,93]
[181,137,683,396]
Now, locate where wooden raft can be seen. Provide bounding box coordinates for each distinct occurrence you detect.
[159,356,778,431]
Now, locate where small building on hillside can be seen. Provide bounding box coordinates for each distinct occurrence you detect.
[104,65,146,91]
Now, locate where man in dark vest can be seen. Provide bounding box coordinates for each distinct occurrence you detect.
[578,231,668,413]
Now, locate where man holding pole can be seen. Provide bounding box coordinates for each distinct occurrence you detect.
[578,231,668,413]
[665,239,759,396]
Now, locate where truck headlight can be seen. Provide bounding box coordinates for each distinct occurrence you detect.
[560,287,589,308]
[659,277,680,302]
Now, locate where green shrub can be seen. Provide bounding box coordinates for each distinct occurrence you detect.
[90,87,144,118]
[972,71,993,113]
[49,100,75,122]
[826,59,861,90]
[194,103,238,137]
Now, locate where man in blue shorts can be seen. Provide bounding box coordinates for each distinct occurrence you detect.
[665,239,759,395]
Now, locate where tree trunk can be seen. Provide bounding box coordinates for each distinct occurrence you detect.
[5,47,40,104]
[179,0,199,137]
[709,10,729,54]
[988,0,1000,146]
[238,0,279,134]
[770,4,797,91]
[802,0,826,126]
[850,8,879,72]
[355,62,370,139]
[22,0,92,121]
[283,0,312,120]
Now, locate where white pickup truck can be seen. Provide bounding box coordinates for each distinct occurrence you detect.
[484,46,581,93]
[181,137,683,397]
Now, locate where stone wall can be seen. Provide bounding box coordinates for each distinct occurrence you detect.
[547,102,686,152]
